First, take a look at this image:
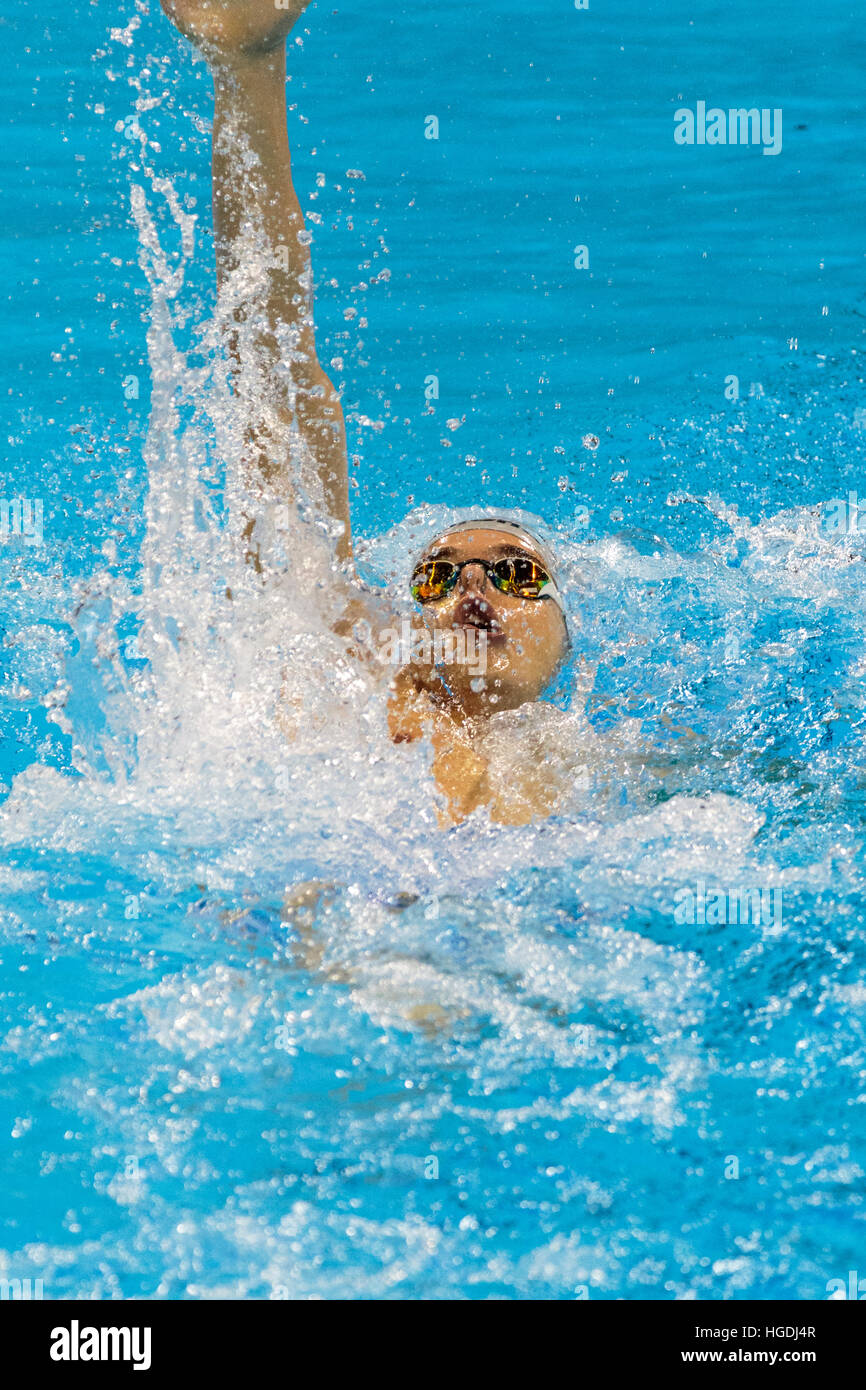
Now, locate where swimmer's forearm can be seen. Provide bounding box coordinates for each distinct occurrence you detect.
[209,49,352,560]
[211,51,310,356]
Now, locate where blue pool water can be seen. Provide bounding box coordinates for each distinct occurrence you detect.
[1,0,865,1299]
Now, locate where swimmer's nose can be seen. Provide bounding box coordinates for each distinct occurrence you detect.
[456,561,490,596]
[451,565,505,640]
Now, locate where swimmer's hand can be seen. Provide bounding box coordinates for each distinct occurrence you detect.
[159,0,311,59]
[387,645,450,744]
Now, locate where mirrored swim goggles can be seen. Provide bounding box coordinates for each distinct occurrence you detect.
[409,518,565,612]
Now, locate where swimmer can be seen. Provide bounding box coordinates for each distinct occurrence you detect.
[159,0,576,824]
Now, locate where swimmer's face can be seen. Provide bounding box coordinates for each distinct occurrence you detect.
[409,528,569,713]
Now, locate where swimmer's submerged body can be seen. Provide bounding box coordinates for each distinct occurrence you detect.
[157,0,597,825]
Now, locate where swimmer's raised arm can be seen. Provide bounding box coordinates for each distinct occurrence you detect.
[160,0,352,564]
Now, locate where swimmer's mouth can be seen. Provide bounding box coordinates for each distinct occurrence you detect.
[451,594,507,645]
